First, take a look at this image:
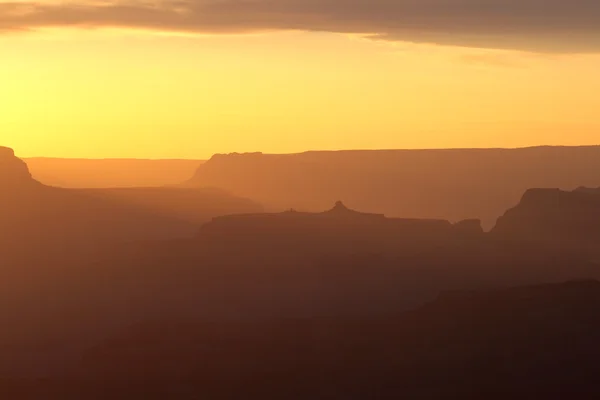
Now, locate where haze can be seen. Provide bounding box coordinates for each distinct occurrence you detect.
[2,1,600,398]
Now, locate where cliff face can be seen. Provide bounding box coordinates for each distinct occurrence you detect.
[186,146,600,228]
[492,187,600,254]
[0,147,262,248]
[0,147,36,187]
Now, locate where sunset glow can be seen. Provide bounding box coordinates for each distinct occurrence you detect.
[2,2,600,158]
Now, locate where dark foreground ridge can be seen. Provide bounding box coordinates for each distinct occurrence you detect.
[9,280,600,399]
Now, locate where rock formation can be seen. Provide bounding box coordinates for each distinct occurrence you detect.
[492,187,600,256]
[186,146,600,228]
[198,201,475,253]
[0,146,37,188]
[0,146,262,246]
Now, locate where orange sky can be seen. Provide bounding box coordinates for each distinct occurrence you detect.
[2,28,600,159]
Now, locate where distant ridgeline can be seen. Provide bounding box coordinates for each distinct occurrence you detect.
[3,145,600,255]
[187,146,600,229]
[25,156,205,188]
[199,200,483,252]
[196,188,600,258]
[0,146,262,247]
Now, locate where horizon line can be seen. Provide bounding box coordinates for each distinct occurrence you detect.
[17,144,600,161]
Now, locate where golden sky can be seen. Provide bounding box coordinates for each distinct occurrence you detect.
[1,1,600,158]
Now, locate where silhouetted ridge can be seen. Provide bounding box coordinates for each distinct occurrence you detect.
[0,146,37,187]
[575,186,600,194]
[187,146,600,228]
[322,200,385,219]
[197,202,485,254]
[0,146,262,247]
[492,187,600,255]
[331,200,349,212]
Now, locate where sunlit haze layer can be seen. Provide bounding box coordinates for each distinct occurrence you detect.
[2,27,599,158]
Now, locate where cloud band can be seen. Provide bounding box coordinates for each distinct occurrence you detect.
[1,0,599,52]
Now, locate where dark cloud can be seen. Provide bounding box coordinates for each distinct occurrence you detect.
[1,0,599,52]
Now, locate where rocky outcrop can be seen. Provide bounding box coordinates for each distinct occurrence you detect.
[0,146,262,246]
[0,146,36,187]
[198,201,476,253]
[491,188,600,255]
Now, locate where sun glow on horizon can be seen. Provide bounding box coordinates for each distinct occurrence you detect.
[2,29,600,159]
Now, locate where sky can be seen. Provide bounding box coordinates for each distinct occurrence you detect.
[1,0,600,159]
